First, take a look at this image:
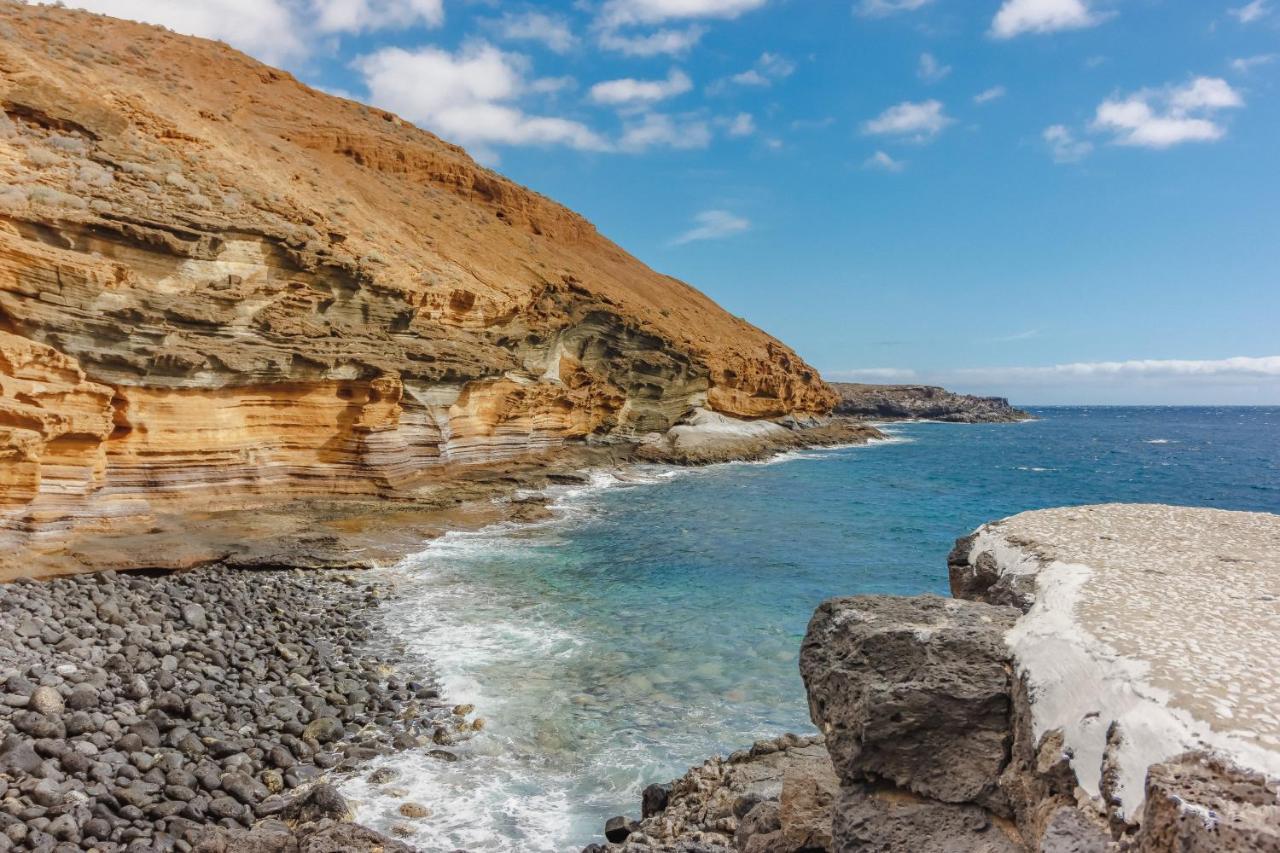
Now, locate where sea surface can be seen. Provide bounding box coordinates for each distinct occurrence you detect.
[343,407,1280,851]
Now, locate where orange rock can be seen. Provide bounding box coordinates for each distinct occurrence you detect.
[0,3,836,567]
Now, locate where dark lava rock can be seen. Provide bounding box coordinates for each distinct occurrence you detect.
[800,594,1021,809]
[642,781,672,818]
[604,815,636,843]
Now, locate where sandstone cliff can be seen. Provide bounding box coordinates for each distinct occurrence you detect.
[0,3,834,570]
[831,383,1030,423]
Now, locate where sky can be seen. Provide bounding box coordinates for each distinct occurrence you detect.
[46,0,1280,404]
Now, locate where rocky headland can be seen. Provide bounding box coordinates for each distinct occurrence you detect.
[0,1,850,578]
[596,504,1280,852]
[831,383,1031,423]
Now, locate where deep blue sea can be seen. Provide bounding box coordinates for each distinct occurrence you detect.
[344,407,1280,852]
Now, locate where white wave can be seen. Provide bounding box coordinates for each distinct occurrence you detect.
[1144,439,1177,445]
[1016,466,1055,473]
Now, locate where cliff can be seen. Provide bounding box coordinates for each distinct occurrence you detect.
[603,504,1280,852]
[0,2,835,572]
[831,383,1030,423]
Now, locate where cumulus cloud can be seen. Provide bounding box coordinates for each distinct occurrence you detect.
[1230,0,1270,23]
[670,210,751,245]
[990,0,1106,39]
[725,112,757,136]
[917,53,951,83]
[597,26,706,56]
[489,11,577,54]
[354,43,609,151]
[597,0,769,28]
[311,0,442,33]
[863,100,952,140]
[618,113,712,152]
[1043,124,1093,163]
[855,0,935,17]
[1231,54,1277,73]
[1092,77,1244,149]
[707,52,795,93]
[974,85,1007,104]
[590,69,693,106]
[58,0,446,63]
[594,0,767,57]
[55,0,310,63]
[864,150,906,171]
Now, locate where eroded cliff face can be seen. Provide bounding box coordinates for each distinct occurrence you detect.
[0,2,834,566]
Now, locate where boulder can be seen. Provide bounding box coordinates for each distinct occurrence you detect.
[1133,751,1280,852]
[800,594,1020,809]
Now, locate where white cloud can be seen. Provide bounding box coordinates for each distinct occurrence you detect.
[1044,124,1093,163]
[590,69,693,106]
[953,356,1280,382]
[829,367,920,382]
[596,26,706,56]
[725,112,757,136]
[1231,54,1277,73]
[619,113,712,152]
[863,100,952,140]
[726,52,796,87]
[917,52,951,83]
[55,0,309,63]
[864,150,906,171]
[974,85,1007,104]
[598,0,769,28]
[490,11,577,54]
[855,0,935,17]
[1092,77,1244,149]
[1230,0,1270,23]
[354,43,609,151]
[991,0,1106,39]
[311,0,442,33]
[670,210,751,245]
[594,0,766,57]
[829,356,1280,404]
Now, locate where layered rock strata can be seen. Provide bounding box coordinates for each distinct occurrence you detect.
[831,383,1030,423]
[0,1,836,573]
[605,504,1280,853]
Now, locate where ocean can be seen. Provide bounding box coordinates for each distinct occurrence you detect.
[341,406,1280,851]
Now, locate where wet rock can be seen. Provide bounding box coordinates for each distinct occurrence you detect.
[800,594,1020,810]
[397,802,430,819]
[642,782,671,817]
[605,815,636,843]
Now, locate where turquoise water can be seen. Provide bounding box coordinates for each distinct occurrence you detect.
[345,407,1280,851]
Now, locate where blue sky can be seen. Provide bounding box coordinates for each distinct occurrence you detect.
[58,0,1280,404]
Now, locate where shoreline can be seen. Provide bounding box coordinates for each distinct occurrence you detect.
[0,419,890,851]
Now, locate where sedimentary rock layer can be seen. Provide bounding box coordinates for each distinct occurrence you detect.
[830,383,1029,423]
[0,2,834,570]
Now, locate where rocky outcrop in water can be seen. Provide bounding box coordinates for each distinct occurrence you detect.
[0,2,836,574]
[608,505,1280,853]
[830,383,1030,423]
